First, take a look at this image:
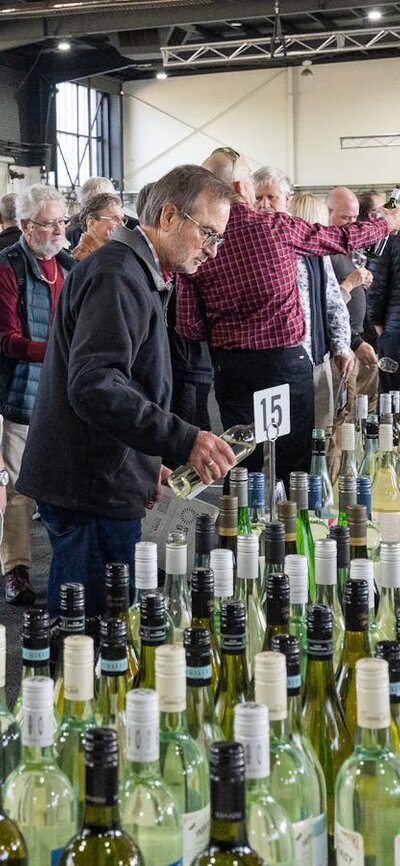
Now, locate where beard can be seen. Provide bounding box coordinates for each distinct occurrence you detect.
[30,235,65,259]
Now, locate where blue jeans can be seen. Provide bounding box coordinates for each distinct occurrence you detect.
[38,503,142,616]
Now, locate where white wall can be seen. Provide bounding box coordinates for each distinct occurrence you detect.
[122,56,400,193]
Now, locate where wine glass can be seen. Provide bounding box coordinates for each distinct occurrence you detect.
[378,357,399,374]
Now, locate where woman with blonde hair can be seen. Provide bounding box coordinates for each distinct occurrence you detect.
[72,192,126,260]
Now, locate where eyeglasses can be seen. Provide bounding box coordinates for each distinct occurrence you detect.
[30,218,69,229]
[183,212,225,249]
[96,214,128,226]
[210,147,240,178]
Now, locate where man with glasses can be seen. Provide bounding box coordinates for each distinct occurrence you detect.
[17,165,235,617]
[0,183,73,605]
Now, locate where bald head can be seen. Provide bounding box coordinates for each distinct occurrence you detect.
[202,148,256,208]
[326,186,359,226]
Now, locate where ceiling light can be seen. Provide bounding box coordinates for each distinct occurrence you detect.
[156,71,167,80]
[57,40,71,51]
[301,59,313,77]
[367,8,382,19]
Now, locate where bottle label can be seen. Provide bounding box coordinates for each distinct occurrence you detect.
[240,735,269,779]
[307,638,333,660]
[221,635,246,653]
[127,719,158,763]
[292,817,312,866]
[140,624,166,645]
[312,813,328,866]
[186,664,212,683]
[350,536,367,547]
[183,804,210,866]
[60,615,85,632]
[287,673,302,692]
[218,527,237,537]
[390,681,400,700]
[335,822,363,865]
[22,706,54,747]
[22,647,50,663]
[101,657,128,674]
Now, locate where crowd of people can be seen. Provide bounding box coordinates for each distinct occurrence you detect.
[0,157,399,615]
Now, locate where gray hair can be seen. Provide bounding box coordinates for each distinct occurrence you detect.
[79,176,115,206]
[16,184,65,223]
[79,192,122,230]
[0,193,18,223]
[141,165,233,227]
[253,166,293,194]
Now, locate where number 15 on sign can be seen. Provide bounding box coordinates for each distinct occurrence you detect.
[253,384,291,443]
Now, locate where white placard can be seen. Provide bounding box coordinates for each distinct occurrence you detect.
[253,384,291,443]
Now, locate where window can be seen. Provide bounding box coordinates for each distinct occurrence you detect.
[56,82,111,190]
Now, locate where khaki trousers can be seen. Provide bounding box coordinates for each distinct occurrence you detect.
[0,420,33,573]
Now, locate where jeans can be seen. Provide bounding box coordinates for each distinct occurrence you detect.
[38,502,142,616]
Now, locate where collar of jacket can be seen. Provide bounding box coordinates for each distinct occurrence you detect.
[18,235,74,279]
[112,225,168,294]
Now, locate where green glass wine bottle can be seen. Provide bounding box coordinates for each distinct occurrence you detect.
[335,577,371,742]
[104,562,139,688]
[59,727,143,866]
[0,781,27,864]
[217,495,238,575]
[137,592,167,690]
[358,414,379,478]
[284,554,308,680]
[289,472,315,601]
[190,741,264,866]
[248,472,266,577]
[95,618,130,777]
[163,530,191,646]
[194,513,216,570]
[314,538,345,669]
[349,558,379,652]
[375,640,400,753]
[277,501,298,558]
[337,476,357,527]
[215,600,251,739]
[13,609,53,725]
[183,626,225,753]
[229,467,252,535]
[333,423,358,509]
[191,567,221,692]
[262,572,290,651]
[310,428,334,521]
[335,657,400,866]
[210,548,234,646]
[375,541,400,641]
[263,520,286,606]
[129,541,159,657]
[235,534,265,679]
[0,625,20,782]
[328,525,350,605]
[52,582,86,717]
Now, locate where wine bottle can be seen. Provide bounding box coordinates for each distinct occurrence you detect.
[372,422,400,542]
[0,782,27,863]
[263,520,286,605]
[350,558,379,651]
[191,567,221,692]
[190,741,264,866]
[308,475,329,541]
[309,428,334,521]
[194,514,216,570]
[364,185,400,262]
[328,524,350,604]
[337,475,357,527]
[95,618,130,776]
[0,625,20,782]
[234,702,296,866]
[119,689,183,866]
[229,467,252,535]
[375,541,400,640]
[248,472,266,575]
[163,530,191,646]
[215,599,251,739]
[254,651,314,865]
[354,394,369,469]
[210,548,234,645]
[375,640,400,752]
[285,554,308,680]
[270,634,328,866]
[335,577,371,742]
[59,727,143,866]
[54,634,96,823]
[356,478,381,564]
[348,503,369,560]
[4,676,77,866]
[216,495,238,572]
[262,572,290,651]
[335,657,400,866]
[301,605,352,860]
[129,541,159,657]
[314,538,345,669]
[183,626,225,752]
[277,501,298,557]
[358,414,379,479]
[104,562,139,687]
[235,534,265,679]
[335,423,358,497]
[137,592,167,690]
[289,472,315,601]
[168,424,256,500]
[379,392,393,420]
[390,390,400,447]
[155,644,210,866]
[13,609,53,725]
[53,583,86,717]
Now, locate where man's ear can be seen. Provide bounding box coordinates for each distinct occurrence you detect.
[159,202,178,230]
[232,180,242,197]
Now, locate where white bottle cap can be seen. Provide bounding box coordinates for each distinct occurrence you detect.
[285,554,308,604]
[380,393,392,416]
[254,651,287,721]
[315,538,337,586]
[22,676,54,747]
[350,559,375,610]
[210,549,234,598]
[341,423,355,452]
[64,634,94,701]
[165,538,187,576]
[126,688,159,763]
[380,542,400,588]
[237,534,259,580]
[135,541,158,589]
[379,423,393,452]
[356,657,390,729]
[234,702,270,779]
[355,395,369,420]
[0,624,6,689]
[155,645,186,712]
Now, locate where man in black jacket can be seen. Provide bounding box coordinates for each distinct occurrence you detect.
[17,165,234,616]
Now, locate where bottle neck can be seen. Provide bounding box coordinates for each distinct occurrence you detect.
[237,506,252,534]
[358,725,394,751]
[210,776,248,849]
[305,647,337,696]
[338,450,357,475]
[83,763,121,830]
[62,697,96,721]
[220,648,249,696]
[159,708,188,732]
[341,628,371,656]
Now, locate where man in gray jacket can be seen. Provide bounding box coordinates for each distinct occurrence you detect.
[17,165,234,616]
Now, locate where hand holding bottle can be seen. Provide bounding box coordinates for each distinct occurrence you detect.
[188,430,236,484]
[379,204,400,234]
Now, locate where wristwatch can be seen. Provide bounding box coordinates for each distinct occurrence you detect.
[0,469,9,487]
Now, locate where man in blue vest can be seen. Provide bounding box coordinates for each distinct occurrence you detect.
[0,184,73,605]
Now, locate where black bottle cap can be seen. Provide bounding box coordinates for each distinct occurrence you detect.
[140,591,165,624]
[209,741,245,779]
[60,582,85,615]
[365,418,379,437]
[105,562,130,612]
[265,521,285,564]
[105,562,130,582]
[100,616,127,644]
[342,578,369,630]
[376,640,400,701]
[270,633,301,691]
[191,568,214,618]
[307,603,333,642]
[195,514,216,554]
[23,608,50,640]
[183,626,211,673]
[329,524,350,569]
[84,727,119,767]
[220,599,246,635]
[266,573,290,625]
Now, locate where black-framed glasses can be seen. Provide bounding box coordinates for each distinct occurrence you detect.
[30,218,69,229]
[183,212,225,249]
[96,214,128,226]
